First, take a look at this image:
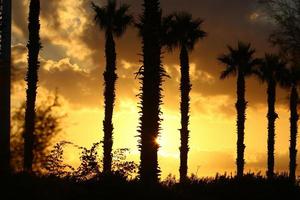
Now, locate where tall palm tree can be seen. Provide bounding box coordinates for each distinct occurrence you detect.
[254,54,286,179]
[162,12,206,183]
[0,0,11,175]
[92,0,132,174]
[219,42,260,178]
[23,0,41,172]
[280,65,300,182]
[137,0,165,184]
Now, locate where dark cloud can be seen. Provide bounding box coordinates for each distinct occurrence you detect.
[12,0,287,110]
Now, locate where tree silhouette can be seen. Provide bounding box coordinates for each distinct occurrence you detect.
[92,0,132,174]
[0,0,11,176]
[136,0,165,184]
[162,12,206,183]
[260,0,300,62]
[23,0,41,173]
[219,42,260,178]
[254,54,287,179]
[11,94,64,173]
[280,66,300,182]
[260,0,300,182]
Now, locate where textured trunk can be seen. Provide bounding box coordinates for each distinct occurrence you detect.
[266,80,277,179]
[179,46,191,183]
[139,0,162,184]
[289,85,298,182]
[102,30,117,174]
[236,71,246,178]
[0,0,11,175]
[24,0,41,173]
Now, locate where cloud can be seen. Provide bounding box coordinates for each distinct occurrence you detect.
[11,43,141,109]
[12,0,286,108]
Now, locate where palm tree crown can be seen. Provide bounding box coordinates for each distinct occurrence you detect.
[92,0,132,37]
[219,42,260,79]
[162,12,206,51]
[255,54,287,84]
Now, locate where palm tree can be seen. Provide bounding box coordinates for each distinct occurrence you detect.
[219,42,260,178]
[254,54,286,179]
[137,0,165,184]
[0,0,11,175]
[280,65,300,182]
[23,0,41,172]
[91,0,132,174]
[162,12,206,183]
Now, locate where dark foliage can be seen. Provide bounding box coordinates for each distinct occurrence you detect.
[43,141,74,177]
[24,0,41,173]
[260,0,300,63]
[1,173,299,200]
[44,141,138,181]
[11,94,64,173]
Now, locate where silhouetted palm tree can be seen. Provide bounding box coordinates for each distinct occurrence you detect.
[219,42,260,178]
[255,54,286,179]
[0,0,11,175]
[162,12,206,183]
[280,65,300,182]
[92,0,132,174]
[24,0,41,173]
[137,0,165,184]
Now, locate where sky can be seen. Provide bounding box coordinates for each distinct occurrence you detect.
[11,0,300,179]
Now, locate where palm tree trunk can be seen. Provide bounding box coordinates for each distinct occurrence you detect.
[24,0,41,173]
[236,71,246,178]
[289,85,298,182]
[102,30,117,174]
[139,0,163,184]
[267,80,277,179]
[179,46,191,183]
[0,0,11,175]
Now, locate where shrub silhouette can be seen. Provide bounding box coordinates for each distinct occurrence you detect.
[44,141,138,181]
[11,93,64,174]
[43,141,74,177]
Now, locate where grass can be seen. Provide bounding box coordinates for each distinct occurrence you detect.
[1,172,299,200]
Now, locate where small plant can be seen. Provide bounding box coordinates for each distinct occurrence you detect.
[111,148,138,179]
[75,142,101,180]
[43,141,74,177]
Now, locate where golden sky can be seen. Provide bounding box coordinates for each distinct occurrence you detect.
[11,0,300,178]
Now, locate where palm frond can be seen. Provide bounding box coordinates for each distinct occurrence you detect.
[162,11,207,51]
[91,0,132,37]
[220,65,236,79]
